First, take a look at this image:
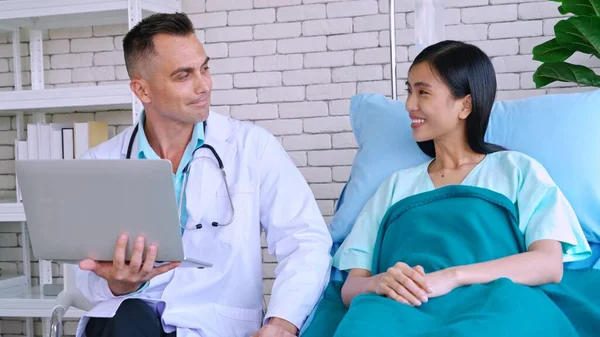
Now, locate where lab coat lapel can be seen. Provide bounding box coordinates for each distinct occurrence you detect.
[186,111,236,223]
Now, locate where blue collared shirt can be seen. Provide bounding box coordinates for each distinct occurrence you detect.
[137,112,205,233]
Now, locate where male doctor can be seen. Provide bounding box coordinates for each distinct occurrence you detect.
[75,12,332,337]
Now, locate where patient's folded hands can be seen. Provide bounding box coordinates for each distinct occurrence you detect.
[370,262,434,306]
[421,267,460,299]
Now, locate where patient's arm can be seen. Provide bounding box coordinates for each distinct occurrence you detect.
[341,264,432,307]
[340,269,374,307]
[452,239,564,287]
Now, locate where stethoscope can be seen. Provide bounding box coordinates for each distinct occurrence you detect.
[126,121,235,231]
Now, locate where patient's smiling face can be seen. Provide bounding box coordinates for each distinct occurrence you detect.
[405,62,471,143]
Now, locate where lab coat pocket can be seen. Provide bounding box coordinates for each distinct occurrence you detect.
[214,304,263,337]
[215,188,252,244]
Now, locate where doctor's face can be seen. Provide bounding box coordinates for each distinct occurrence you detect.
[138,33,213,124]
[405,62,469,143]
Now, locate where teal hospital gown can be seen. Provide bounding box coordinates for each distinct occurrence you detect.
[332,150,591,273]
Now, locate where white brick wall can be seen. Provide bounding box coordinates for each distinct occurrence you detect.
[0,0,594,333]
[461,5,517,23]
[279,4,327,22]
[254,22,302,40]
[303,18,353,36]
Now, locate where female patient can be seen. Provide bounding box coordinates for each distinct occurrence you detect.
[333,40,591,308]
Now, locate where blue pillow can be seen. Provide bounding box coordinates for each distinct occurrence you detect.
[329,90,600,253]
[329,93,429,243]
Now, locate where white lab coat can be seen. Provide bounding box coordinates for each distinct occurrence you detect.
[74,111,333,337]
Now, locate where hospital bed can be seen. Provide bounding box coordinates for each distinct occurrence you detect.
[297,0,600,334]
[47,0,600,336]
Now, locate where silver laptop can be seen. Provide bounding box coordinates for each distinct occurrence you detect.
[15,159,212,269]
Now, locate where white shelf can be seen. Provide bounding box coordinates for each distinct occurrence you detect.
[0,202,26,222]
[0,0,181,30]
[0,274,27,289]
[0,84,133,114]
[0,284,85,318]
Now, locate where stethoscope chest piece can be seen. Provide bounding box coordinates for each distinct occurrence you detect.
[127,122,235,231]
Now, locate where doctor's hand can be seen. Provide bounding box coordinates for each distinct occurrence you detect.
[79,234,180,296]
[251,318,298,337]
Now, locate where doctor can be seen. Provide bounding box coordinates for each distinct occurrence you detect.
[75,12,332,337]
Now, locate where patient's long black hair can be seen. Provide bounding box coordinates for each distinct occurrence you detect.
[409,40,505,158]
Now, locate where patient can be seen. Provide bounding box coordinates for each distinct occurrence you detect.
[336,40,590,305]
[312,40,596,337]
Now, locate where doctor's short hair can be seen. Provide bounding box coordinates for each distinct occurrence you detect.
[122,12,195,78]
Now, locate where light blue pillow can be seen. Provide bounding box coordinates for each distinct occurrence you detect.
[329,90,600,256]
[486,90,600,248]
[329,93,429,243]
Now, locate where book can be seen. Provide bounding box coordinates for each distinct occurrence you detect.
[74,121,108,159]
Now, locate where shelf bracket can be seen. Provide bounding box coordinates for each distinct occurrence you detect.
[132,94,143,124]
[13,28,25,143]
[29,29,44,90]
[129,0,143,124]
[128,0,143,30]
[22,221,34,337]
[174,0,182,12]
[29,28,52,337]
[21,223,31,286]
[12,28,22,91]
[40,260,53,285]
[389,0,397,100]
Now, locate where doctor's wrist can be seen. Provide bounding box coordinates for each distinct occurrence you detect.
[108,280,144,296]
[268,317,298,335]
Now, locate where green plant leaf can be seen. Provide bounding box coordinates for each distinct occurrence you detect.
[555,17,600,58]
[533,62,600,88]
[532,38,575,62]
[557,0,600,16]
[558,5,569,14]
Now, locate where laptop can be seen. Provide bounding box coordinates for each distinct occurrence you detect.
[15,159,212,269]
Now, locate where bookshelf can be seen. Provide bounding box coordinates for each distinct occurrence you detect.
[0,84,134,113]
[0,0,181,30]
[0,202,26,222]
[0,1,182,336]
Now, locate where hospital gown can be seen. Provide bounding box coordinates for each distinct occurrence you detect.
[333,150,591,273]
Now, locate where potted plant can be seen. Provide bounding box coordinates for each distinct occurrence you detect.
[531,0,600,88]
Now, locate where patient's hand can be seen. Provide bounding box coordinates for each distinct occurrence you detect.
[372,262,433,306]
[423,268,460,298]
[79,233,180,296]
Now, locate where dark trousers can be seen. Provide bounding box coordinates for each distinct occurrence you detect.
[85,299,176,337]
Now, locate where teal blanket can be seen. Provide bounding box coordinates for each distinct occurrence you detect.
[302,186,600,337]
